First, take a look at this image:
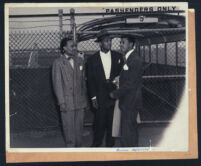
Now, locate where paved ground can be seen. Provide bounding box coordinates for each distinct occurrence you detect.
[10,123,168,148]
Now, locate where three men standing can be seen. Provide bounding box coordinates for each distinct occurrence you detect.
[52,30,142,148]
[86,30,124,147]
[52,35,88,147]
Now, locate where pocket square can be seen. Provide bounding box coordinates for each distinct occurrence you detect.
[123,64,129,70]
[118,59,121,63]
[80,66,83,70]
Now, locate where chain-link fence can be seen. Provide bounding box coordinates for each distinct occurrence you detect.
[9,16,186,133]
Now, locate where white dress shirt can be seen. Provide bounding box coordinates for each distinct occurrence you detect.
[100,50,112,79]
[64,54,74,69]
[92,50,112,100]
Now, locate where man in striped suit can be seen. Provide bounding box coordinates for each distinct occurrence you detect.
[52,35,88,147]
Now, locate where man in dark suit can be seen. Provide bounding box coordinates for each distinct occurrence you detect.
[52,35,88,147]
[110,34,143,147]
[86,29,124,147]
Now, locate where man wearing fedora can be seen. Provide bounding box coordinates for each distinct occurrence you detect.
[52,35,88,147]
[86,29,124,147]
[110,34,143,147]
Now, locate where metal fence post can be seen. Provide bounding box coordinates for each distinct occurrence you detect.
[58,9,63,40]
[164,43,167,65]
[156,44,158,64]
[149,44,151,63]
[176,41,178,71]
[143,45,146,63]
[70,8,77,46]
[138,45,141,57]
[70,8,80,101]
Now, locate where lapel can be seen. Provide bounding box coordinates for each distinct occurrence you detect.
[96,52,107,81]
[109,51,115,80]
[120,50,135,77]
[125,49,136,67]
[61,56,74,76]
[74,56,82,78]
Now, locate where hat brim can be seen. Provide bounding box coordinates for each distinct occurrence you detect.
[120,34,136,42]
[94,34,111,42]
[94,38,101,42]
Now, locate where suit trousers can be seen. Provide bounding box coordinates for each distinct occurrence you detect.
[120,110,138,147]
[61,109,85,147]
[92,105,115,147]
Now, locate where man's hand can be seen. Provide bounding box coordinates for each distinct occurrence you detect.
[112,76,120,88]
[92,98,98,109]
[110,92,115,99]
[60,103,66,112]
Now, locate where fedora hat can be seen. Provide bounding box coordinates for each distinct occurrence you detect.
[95,29,110,42]
[120,34,136,43]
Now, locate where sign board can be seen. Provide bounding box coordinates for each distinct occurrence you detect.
[126,16,158,23]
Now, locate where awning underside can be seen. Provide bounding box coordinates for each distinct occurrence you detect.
[77,13,185,45]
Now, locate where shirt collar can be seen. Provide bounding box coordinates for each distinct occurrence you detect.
[100,50,111,56]
[64,53,73,60]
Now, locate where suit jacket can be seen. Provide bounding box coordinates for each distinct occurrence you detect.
[52,55,88,111]
[112,49,143,113]
[86,51,124,108]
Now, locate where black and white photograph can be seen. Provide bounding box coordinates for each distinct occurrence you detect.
[5,2,189,154]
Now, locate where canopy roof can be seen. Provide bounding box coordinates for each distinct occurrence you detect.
[77,13,185,45]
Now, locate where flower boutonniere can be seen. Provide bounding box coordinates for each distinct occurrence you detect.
[80,65,83,71]
[123,64,129,70]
